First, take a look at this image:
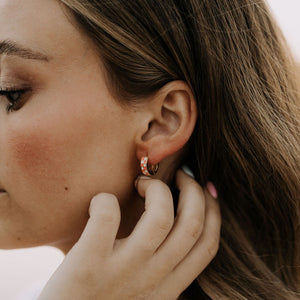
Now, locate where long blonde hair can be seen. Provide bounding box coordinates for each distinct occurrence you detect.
[60,0,300,298]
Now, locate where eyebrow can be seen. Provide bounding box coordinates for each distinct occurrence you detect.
[0,40,50,61]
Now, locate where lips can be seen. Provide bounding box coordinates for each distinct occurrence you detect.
[0,189,6,193]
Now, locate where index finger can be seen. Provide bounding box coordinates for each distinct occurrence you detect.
[122,177,174,261]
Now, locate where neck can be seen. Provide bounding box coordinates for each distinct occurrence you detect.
[117,190,145,238]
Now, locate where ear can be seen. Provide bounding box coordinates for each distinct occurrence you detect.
[135,81,197,165]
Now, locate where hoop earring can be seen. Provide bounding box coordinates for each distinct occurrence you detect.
[140,157,159,176]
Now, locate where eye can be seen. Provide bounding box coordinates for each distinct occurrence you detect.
[0,88,30,112]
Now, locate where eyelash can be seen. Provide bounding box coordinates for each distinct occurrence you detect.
[0,88,31,112]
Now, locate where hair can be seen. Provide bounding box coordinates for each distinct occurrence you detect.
[59,0,300,299]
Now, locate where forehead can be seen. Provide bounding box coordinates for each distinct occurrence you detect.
[0,0,90,63]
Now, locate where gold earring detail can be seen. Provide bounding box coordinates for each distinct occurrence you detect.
[140,157,159,176]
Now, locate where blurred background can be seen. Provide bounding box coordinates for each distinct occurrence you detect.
[269,0,300,61]
[0,1,299,299]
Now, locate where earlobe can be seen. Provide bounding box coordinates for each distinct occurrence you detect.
[136,81,197,166]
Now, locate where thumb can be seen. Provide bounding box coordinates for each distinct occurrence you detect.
[73,193,121,258]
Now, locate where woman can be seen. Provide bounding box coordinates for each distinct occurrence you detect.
[0,0,299,299]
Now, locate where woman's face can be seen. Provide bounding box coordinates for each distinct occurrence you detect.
[0,0,140,250]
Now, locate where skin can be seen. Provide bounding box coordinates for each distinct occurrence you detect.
[0,0,144,251]
[0,0,221,298]
[39,172,221,300]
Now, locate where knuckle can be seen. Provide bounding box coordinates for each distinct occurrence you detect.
[206,233,220,258]
[75,266,98,287]
[184,217,203,240]
[99,212,120,224]
[144,214,174,251]
[155,214,174,233]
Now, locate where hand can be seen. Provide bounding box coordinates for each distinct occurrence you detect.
[38,170,221,300]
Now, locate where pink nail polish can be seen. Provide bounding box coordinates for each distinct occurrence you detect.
[207,182,218,199]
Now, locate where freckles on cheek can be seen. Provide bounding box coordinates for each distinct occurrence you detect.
[7,131,69,193]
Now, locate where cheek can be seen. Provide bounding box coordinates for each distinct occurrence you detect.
[6,129,73,194]
[3,123,96,246]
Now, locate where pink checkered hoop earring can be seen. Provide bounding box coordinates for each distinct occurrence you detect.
[140,157,159,176]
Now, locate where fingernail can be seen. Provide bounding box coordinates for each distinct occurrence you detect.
[181,165,195,178]
[134,175,151,188]
[207,181,218,199]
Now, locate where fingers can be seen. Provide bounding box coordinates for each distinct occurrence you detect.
[151,170,206,270]
[159,186,221,295]
[58,170,220,300]
[72,193,121,258]
[123,176,174,260]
